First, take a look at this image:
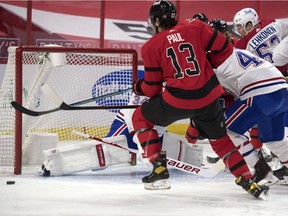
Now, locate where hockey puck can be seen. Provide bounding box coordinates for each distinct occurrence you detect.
[6,181,15,185]
[206,155,220,164]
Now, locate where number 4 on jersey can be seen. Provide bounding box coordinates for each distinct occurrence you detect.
[236,50,264,69]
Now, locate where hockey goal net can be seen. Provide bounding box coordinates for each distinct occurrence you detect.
[0,46,137,174]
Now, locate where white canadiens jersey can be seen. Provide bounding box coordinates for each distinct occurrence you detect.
[245,20,288,63]
[273,36,288,66]
[215,48,288,100]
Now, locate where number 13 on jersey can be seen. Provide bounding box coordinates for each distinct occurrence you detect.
[166,43,201,79]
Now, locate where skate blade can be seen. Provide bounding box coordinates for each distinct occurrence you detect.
[278,176,288,185]
[144,179,171,190]
[256,187,270,201]
[258,190,269,201]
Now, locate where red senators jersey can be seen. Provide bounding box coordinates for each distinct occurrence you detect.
[140,19,233,109]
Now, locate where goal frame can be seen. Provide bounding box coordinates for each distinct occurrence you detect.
[13,46,138,174]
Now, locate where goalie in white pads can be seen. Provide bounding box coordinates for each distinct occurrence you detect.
[39,61,203,178]
[40,77,203,176]
[41,135,131,176]
[40,128,203,177]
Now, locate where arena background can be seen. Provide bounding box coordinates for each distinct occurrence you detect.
[1,0,287,134]
[0,0,288,63]
[1,4,288,215]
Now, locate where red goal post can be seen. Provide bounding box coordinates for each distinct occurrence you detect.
[0,46,138,174]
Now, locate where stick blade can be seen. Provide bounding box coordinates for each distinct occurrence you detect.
[11,101,61,116]
[11,101,40,116]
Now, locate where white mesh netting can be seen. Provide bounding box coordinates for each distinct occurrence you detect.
[0,46,136,173]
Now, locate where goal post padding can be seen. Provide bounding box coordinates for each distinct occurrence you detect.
[0,46,138,174]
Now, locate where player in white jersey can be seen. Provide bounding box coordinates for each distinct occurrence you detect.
[205,21,282,185]
[233,8,288,181]
[209,48,288,185]
[273,36,288,67]
[233,8,288,76]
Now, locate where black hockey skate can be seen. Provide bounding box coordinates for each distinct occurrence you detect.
[258,148,273,163]
[253,158,279,186]
[142,151,170,190]
[273,166,288,185]
[235,176,269,200]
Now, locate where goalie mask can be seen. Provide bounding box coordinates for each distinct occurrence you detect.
[233,8,259,34]
[149,0,177,30]
[209,19,228,33]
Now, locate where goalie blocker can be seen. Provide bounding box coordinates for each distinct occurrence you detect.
[40,131,203,176]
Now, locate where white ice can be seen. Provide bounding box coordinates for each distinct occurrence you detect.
[1,145,288,216]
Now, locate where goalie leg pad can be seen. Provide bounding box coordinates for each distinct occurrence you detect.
[42,142,106,176]
[103,135,131,166]
[162,131,203,167]
[41,135,130,176]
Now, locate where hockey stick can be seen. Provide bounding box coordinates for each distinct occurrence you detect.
[73,130,225,178]
[11,87,137,116]
[72,130,138,154]
[166,157,224,178]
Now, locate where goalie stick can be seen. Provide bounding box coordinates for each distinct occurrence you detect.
[11,87,138,116]
[72,130,225,178]
[72,130,138,154]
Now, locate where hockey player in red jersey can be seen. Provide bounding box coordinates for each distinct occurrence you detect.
[132,0,269,198]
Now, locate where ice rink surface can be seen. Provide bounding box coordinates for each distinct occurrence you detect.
[1,160,288,216]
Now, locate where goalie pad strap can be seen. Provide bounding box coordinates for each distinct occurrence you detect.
[96,144,106,167]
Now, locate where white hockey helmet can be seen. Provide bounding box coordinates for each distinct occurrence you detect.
[233,8,259,33]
